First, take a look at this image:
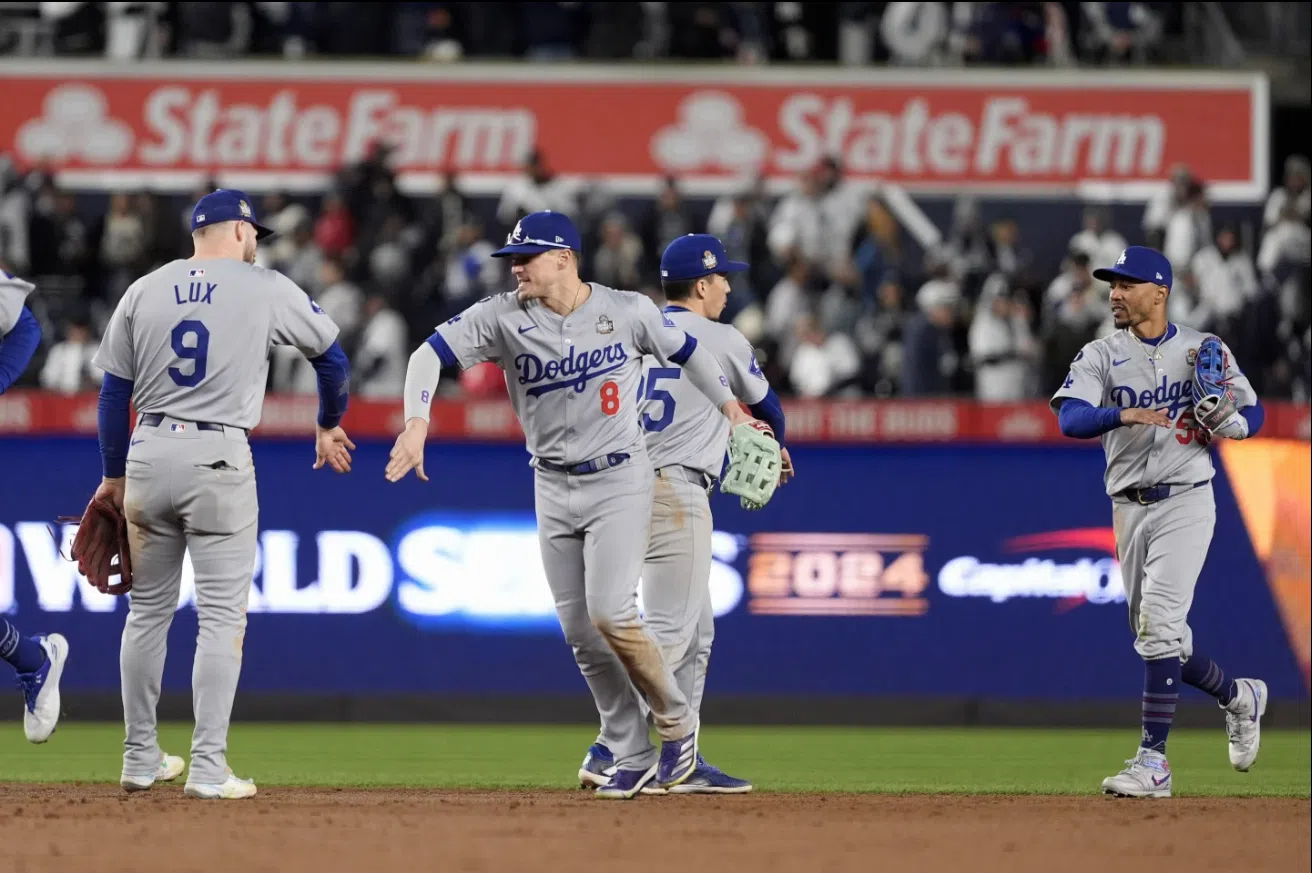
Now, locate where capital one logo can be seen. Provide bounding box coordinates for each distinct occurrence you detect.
[650,91,769,173]
[17,84,135,164]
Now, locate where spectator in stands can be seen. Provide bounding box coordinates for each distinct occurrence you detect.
[1142,163,1195,250]
[902,259,961,396]
[98,192,147,302]
[852,277,910,396]
[764,254,813,352]
[640,177,694,273]
[1079,1,1163,65]
[879,1,950,66]
[985,216,1032,288]
[520,2,586,61]
[496,149,579,230]
[667,2,744,60]
[353,293,409,398]
[0,155,32,274]
[968,272,1038,401]
[788,313,862,398]
[592,211,644,291]
[1045,250,1102,327]
[1264,155,1311,231]
[1191,224,1260,339]
[39,313,100,395]
[768,157,864,283]
[951,2,1050,66]
[943,195,992,298]
[1068,205,1127,274]
[1163,179,1211,276]
[314,190,356,261]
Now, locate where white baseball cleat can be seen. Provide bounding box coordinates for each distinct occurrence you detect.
[20,633,68,744]
[1101,748,1172,798]
[1224,678,1267,772]
[185,770,257,800]
[121,754,186,792]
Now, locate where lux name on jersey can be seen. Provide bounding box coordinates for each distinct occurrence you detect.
[1111,376,1194,418]
[515,342,628,396]
[174,282,218,305]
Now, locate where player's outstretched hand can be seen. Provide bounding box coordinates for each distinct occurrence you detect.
[314,425,356,473]
[779,446,795,486]
[1121,408,1172,429]
[385,418,429,483]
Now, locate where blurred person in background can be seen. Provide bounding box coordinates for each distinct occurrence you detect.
[520,1,586,61]
[879,1,951,66]
[1078,1,1164,64]
[901,259,961,396]
[353,293,408,398]
[1264,155,1310,231]
[950,1,1049,66]
[1069,205,1127,274]
[943,195,993,299]
[315,259,364,355]
[968,273,1038,401]
[852,195,900,313]
[763,254,813,353]
[1163,180,1212,275]
[1142,164,1195,251]
[433,213,502,320]
[496,149,579,229]
[38,311,101,395]
[1,155,32,275]
[706,185,769,326]
[984,216,1032,290]
[592,212,644,291]
[1190,225,1260,340]
[767,157,864,284]
[314,190,356,263]
[640,177,694,271]
[852,277,911,396]
[788,312,862,398]
[97,192,147,303]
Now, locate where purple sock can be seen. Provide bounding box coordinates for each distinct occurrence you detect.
[1141,657,1180,753]
[1181,650,1237,706]
[0,619,48,674]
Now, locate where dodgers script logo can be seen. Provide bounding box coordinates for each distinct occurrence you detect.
[516,343,629,396]
[1111,376,1195,419]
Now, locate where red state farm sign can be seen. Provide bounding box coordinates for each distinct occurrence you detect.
[0,62,1267,200]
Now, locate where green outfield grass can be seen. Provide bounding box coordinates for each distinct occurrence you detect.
[1,724,1308,797]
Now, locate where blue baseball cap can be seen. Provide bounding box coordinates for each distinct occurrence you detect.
[660,234,748,282]
[491,211,581,258]
[1092,245,1172,289]
[190,189,275,240]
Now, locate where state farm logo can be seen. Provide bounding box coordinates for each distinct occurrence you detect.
[651,92,769,173]
[16,84,135,164]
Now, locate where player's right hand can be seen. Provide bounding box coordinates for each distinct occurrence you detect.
[314,426,356,473]
[1120,408,1172,429]
[385,418,429,483]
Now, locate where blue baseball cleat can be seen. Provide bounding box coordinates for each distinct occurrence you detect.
[667,755,754,794]
[594,764,658,800]
[578,742,616,789]
[654,725,699,790]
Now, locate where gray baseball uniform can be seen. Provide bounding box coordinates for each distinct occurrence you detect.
[1050,324,1256,661]
[637,306,771,718]
[429,285,736,771]
[93,258,339,783]
[0,270,34,335]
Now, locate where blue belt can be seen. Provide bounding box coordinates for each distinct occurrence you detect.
[1119,480,1208,505]
[535,452,630,475]
[139,413,246,436]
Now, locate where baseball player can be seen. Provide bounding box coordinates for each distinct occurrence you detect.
[91,189,355,799]
[1,267,70,744]
[578,234,792,795]
[1051,245,1267,799]
[386,211,774,799]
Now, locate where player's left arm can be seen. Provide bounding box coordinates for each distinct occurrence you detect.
[90,284,140,508]
[1198,338,1263,441]
[0,272,41,396]
[633,297,751,427]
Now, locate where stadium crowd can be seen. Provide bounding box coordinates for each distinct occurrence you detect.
[2,144,1309,404]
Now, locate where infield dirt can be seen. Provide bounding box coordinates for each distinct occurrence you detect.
[1,784,1307,873]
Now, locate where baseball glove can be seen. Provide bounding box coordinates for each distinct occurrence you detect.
[56,494,133,595]
[720,421,782,511]
[1192,334,1239,437]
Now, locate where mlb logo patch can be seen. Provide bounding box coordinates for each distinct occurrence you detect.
[596,315,614,335]
[189,268,205,278]
[170,422,187,432]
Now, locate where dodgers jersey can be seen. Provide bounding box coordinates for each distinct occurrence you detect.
[432,284,693,465]
[1050,324,1256,497]
[0,269,35,334]
[93,259,340,429]
[640,306,770,479]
